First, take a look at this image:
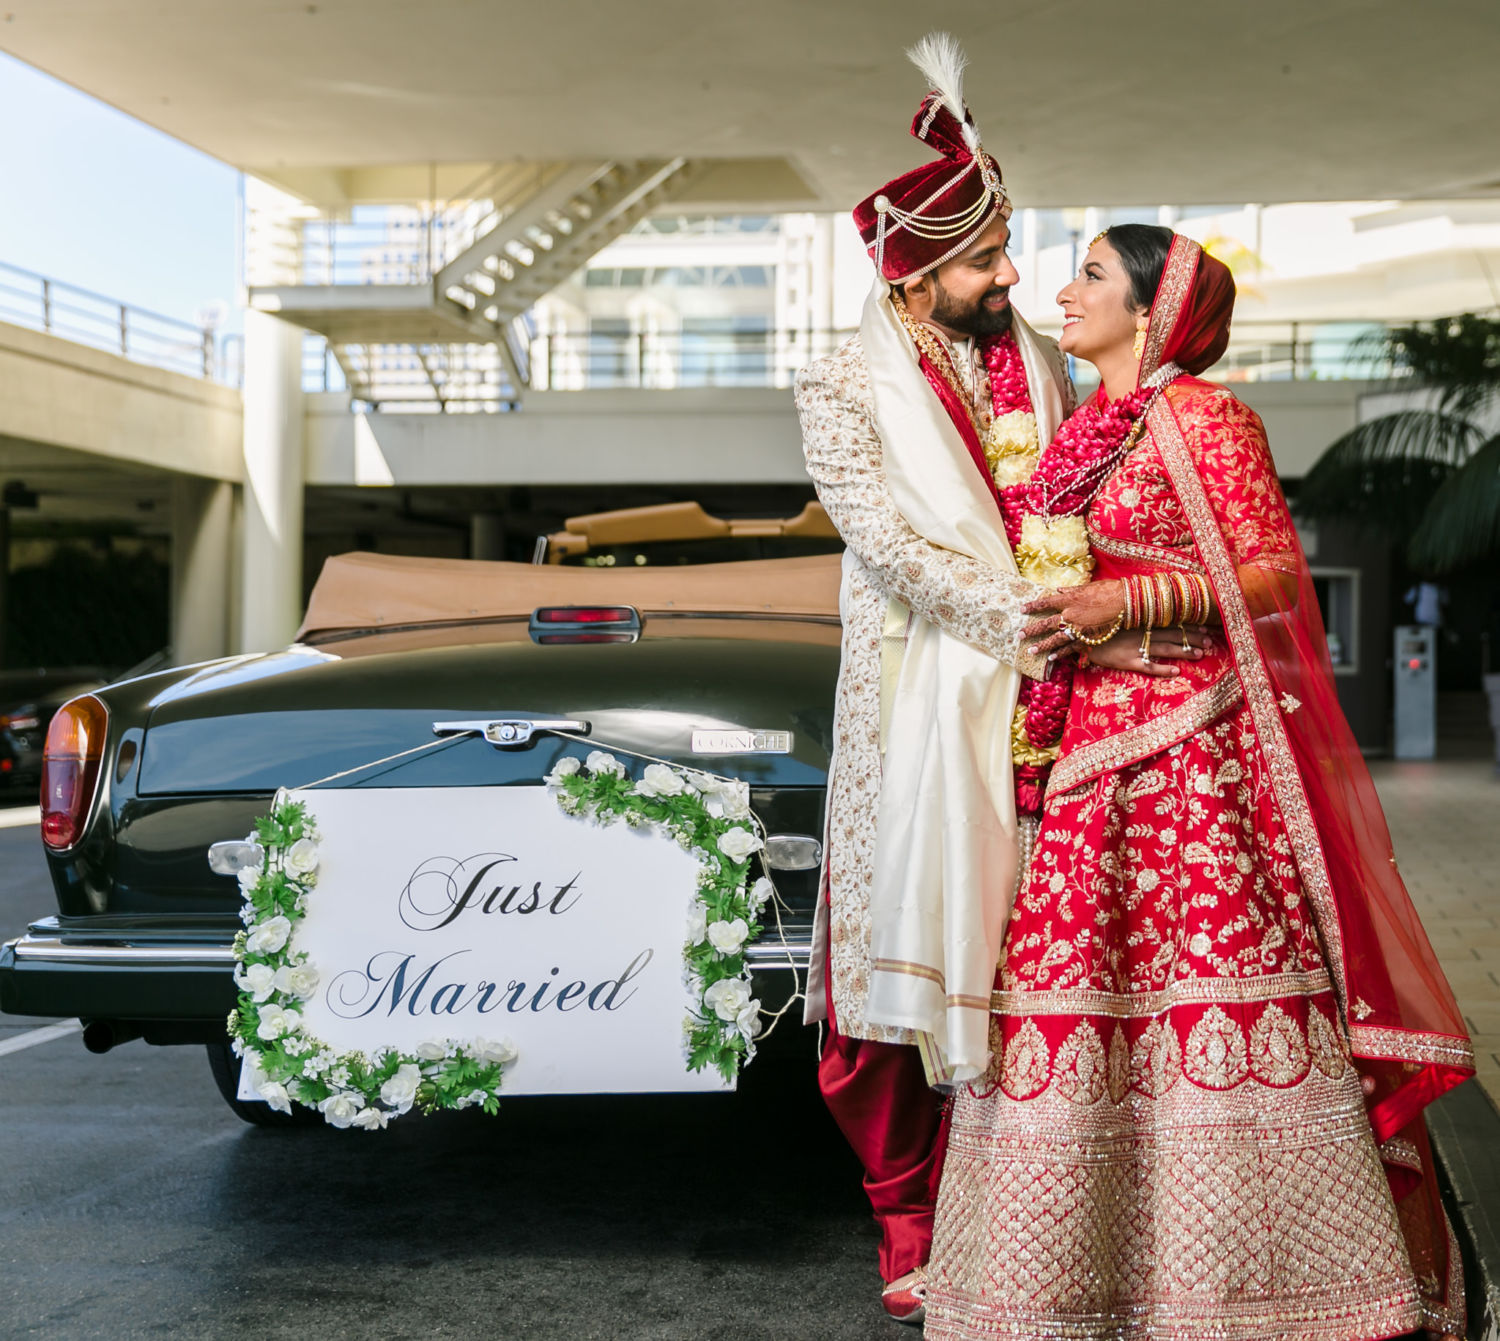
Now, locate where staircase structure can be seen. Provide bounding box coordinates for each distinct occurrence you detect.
[245,158,704,411]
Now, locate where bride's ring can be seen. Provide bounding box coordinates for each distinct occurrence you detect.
[1058,619,1082,643]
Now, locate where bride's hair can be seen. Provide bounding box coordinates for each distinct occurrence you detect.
[1102,224,1173,314]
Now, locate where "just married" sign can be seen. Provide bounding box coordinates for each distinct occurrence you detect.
[271,785,727,1094]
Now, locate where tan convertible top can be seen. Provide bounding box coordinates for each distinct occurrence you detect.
[296,550,843,640]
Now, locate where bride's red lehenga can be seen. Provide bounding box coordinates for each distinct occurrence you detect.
[926,239,1474,1341]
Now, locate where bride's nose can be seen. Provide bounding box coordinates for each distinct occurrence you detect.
[1056,278,1079,308]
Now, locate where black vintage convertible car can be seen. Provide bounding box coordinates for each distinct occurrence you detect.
[0,506,841,1123]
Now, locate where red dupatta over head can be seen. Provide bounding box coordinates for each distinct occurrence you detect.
[1137,235,1472,1320]
[1138,236,1474,1126]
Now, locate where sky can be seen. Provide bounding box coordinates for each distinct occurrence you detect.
[0,51,239,329]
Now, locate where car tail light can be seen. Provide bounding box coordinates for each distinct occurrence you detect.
[41,695,108,850]
[0,710,40,731]
[529,605,641,645]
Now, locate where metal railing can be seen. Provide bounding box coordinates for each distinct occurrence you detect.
[262,209,460,287]
[181,330,347,397]
[244,163,564,290]
[196,316,1412,409]
[0,260,222,381]
[1202,320,1396,383]
[533,328,858,390]
[530,319,1400,392]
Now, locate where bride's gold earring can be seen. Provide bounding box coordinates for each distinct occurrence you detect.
[1132,325,1147,360]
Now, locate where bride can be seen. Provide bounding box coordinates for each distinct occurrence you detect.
[922,225,1473,1340]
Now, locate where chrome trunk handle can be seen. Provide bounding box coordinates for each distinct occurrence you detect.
[431,717,590,749]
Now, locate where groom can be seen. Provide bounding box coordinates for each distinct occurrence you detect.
[793,35,1070,1326]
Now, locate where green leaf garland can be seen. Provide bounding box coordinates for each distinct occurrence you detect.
[544,750,770,1083]
[227,752,770,1125]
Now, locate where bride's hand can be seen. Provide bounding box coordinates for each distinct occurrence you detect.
[1087,625,1214,676]
[1022,580,1128,656]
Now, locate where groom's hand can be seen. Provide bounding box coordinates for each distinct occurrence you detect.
[1022,579,1128,655]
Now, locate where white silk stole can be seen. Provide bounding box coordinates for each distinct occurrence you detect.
[861,277,1065,1081]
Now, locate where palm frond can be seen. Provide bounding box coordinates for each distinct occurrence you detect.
[1294,410,1477,534]
[1384,313,1500,419]
[1307,409,1478,467]
[1407,432,1500,573]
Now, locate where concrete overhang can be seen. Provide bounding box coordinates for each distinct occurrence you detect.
[301,381,1372,490]
[3,1,1498,208]
[0,320,243,483]
[250,284,488,345]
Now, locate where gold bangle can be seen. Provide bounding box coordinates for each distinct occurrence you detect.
[1156,572,1175,625]
[1072,612,1125,646]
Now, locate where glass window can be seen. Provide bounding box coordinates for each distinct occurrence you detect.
[1033,210,1076,251]
[680,316,770,387]
[587,318,632,387]
[656,267,707,287]
[1311,570,1360,672]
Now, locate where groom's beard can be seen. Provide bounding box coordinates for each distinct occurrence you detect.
[929,276,1015,339]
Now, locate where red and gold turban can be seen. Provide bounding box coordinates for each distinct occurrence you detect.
[854,33,1010,285]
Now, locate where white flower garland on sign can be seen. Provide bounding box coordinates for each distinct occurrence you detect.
[228,798,514,1128]
[228,752,772,1125]
[545,750,770,1081]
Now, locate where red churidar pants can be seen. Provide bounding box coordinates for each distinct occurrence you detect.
[818,970,948,1282]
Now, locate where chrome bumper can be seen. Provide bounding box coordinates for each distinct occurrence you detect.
[7,937,236,967]
[6,930,812,970]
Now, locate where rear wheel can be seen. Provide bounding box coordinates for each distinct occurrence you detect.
[205,1041,321,1127]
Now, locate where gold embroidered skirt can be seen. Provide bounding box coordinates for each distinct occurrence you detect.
[926,1057,1425,1340]
[924,722,1436,1340]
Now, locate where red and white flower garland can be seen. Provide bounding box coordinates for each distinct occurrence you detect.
[977,334,1177,815]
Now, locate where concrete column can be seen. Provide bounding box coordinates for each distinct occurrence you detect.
[170,476,234,665]
[239,310,304,652]
[0,505,9,669]
[469,511,505,561]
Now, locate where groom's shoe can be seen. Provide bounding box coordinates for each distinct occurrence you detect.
[881,1267,927,1325]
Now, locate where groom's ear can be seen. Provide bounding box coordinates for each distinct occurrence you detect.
[903,274,932,311]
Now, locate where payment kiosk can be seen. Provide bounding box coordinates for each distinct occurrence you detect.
[1393,625,1436,760]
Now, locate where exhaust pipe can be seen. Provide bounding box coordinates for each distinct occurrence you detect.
[81,1020,142,1054]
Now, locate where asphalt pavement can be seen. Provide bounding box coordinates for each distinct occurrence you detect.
[0,819,891,1341]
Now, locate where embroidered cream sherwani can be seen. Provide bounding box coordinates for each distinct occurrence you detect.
[794,327,1072,1044]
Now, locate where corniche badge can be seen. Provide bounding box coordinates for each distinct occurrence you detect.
[691,729,793,755]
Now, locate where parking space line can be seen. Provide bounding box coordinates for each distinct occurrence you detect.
[0,1019,80,1058]
[0,806,40,830]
